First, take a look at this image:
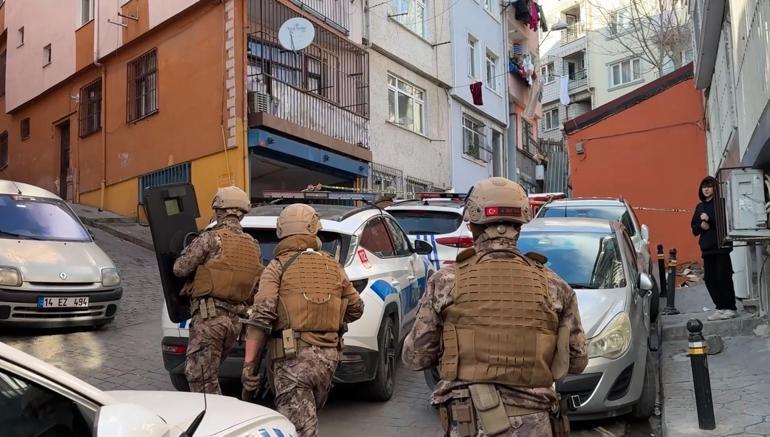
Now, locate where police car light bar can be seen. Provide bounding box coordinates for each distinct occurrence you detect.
[263,190,378,202]
[417,192,467,201]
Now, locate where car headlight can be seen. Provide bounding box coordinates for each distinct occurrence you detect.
[588,312,631,359]
[0,267,22,287]
[101,268,121,287]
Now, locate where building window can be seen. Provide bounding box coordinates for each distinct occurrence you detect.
[391,0,426,37]
[306,56,323,96]
[0,131,8,170]
[462,115,489,162]
[610,58,641,87]
[541,63,555,84]
[127,49,158,122]
[483,0,493,13]
[0,51,6,97]
[388,74,425,134]
[43,44,52,66]
[468,36,478,78]
[81,0,94,25]
[609,8,633,36]
[79,80,102,137]
[485,51,498,91]
[20,118,30,141]
[18,28,24,47]
[543,108,559,131]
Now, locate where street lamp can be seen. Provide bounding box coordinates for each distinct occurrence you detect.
[539,21,568,48]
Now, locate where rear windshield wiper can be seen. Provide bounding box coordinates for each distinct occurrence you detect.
[0,230,43,240]
[568,283,598,289]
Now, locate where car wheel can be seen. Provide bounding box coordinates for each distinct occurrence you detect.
[631,349,657,420]
[650,275,660,324]
[169,373,190,392]
[363,316,398,401]
[423,366,440,390]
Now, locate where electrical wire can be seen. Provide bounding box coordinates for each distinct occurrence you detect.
[369,0,463,27]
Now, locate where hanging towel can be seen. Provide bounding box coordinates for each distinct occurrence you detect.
[559,75,571,106]
[470,82,483,106]
[529,1,539,31]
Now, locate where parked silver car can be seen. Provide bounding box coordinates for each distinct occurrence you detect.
[0,180,122,328]
[517,218,656,420]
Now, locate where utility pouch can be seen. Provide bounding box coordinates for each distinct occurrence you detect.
[282,329,297,359]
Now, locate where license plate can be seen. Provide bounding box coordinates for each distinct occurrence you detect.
[37,296,90,309]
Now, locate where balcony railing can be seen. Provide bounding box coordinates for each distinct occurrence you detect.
[562,22,585,44]
[568,69,588,91]
[248,0,370,148]
[288,0,349,34]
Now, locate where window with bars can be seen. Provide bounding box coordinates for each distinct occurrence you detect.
[127,49,158,122]
[20,118,30,141]
[0,131,8,170]
[79,80,101,137]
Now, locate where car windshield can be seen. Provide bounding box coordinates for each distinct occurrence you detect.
[0,195,91,242]
[540,205,636,236]
[388,210,463,235]
[245,229,347,266]
[517,231,627,289]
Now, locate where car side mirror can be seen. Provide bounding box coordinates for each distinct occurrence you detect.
[413,239,434,256]
[638,272,654,292]
[640,224,650,243]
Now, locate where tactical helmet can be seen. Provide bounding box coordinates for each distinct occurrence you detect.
[211,186,250,213]
[276,204,322,238]
[463,177,531,225]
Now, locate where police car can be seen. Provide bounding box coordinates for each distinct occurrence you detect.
[148,186,435,402]
[386,193,472,269]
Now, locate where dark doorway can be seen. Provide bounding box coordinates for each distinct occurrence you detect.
[58,121,70,200]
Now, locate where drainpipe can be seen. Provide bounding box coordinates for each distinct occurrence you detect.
[94,0,107,211]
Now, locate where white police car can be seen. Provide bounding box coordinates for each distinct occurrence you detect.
[160,191,435,401]
[0,341,296,436]
[386,193,472,269]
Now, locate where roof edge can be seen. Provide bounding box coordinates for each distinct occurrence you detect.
[564,63,695,135]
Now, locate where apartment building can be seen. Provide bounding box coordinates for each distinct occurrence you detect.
[361,0,453,193]
[692,0,770,313]
[0,0,370,226]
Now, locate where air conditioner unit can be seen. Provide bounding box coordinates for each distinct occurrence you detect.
[716,167,770,243]
[247,91,270,113]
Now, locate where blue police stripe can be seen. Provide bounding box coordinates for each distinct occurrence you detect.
[370,279,397,300]
[430,234,440,270]
[273,428,285,437]
[179,319,188,329]
[258,429,271,437]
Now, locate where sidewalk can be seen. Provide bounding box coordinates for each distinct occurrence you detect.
[660,284,770,436]
[71,203,155,250]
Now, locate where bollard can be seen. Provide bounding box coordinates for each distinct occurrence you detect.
[657,244,667,298]
[662,248,680,315]
[687,319,716,430]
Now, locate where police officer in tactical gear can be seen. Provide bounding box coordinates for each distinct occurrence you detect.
[172,186,263,394]
[241,203,364,437]
[402,177,588,436]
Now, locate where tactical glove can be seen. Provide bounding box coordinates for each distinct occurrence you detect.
[241,361,261,401]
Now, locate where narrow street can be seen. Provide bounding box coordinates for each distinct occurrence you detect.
[0,226,660,436]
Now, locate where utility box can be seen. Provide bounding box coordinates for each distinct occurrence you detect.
[716,168,770,242]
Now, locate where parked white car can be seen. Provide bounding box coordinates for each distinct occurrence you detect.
[0,341,296,436]
[160,196,435,401]
[0,180,122,328]
[387,194,472,269]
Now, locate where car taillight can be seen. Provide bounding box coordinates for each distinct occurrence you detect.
[435,236,474,248]
[352,279,369,293]
[162,344,187,354]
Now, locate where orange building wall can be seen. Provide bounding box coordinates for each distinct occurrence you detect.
[566,79,707,264]
[0,1,233,204]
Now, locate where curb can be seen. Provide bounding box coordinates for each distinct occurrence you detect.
[662,315,768,341]
[80,217,155,252]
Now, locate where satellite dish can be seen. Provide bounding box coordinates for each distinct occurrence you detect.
[278,17,315,52]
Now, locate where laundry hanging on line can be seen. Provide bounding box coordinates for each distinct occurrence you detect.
[470,82,483,106]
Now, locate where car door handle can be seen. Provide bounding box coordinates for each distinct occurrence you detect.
[390,280,400,287]
[407,275,415,281]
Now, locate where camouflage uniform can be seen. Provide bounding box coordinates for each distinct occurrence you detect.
[174,214,262,394]
[247,234,364,437]
[402,233,588,437]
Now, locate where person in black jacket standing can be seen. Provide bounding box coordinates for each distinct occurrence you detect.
[691,176,738,320]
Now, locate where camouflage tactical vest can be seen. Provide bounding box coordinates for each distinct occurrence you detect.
[440,249,559,388]
[276,250,344,334]
[191,229,263,303]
